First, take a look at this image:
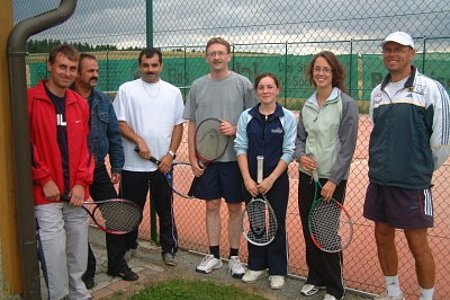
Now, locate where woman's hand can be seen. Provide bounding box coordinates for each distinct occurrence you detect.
[321,180,336,201]
[299,154,317,171]
[243,176,259,197]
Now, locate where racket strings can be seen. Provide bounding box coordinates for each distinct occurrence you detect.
[196,120,228,161]
[94,202,142,232]
[244,199,277,245]
[309,200,352,252]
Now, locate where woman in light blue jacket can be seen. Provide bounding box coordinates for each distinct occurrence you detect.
[235,73,296,290]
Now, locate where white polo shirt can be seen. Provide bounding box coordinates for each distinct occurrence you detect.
[113,78,185,172]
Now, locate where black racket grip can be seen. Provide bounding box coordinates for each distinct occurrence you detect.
[187,177,199,197]
[60,194,70,202]
[134,146,161,165]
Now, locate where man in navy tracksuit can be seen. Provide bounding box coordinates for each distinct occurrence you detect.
[364,32,450,300]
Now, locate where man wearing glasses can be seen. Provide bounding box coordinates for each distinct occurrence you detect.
[364,31,450,300]
[183,37,256,277]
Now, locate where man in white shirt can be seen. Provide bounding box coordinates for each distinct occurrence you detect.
[113,48,185,267]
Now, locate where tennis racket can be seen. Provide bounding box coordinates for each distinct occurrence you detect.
[187,118,230,197]
[308,168,353,253]
[242,156,278,246]
[134,147,194,198]
[61,195,142,235]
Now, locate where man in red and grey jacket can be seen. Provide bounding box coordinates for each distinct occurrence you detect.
[28,44,94,300]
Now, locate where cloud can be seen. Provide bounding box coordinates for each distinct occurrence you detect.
[13,0,450,51]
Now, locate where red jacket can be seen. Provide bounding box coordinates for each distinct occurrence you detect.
[28,80,94,205]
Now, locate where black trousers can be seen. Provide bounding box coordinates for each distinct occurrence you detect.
[245,172,289,275]
[84,163,129,277]
[298,171,346,299]
[121,170,178,256]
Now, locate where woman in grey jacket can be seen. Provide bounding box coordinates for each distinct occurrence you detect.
[294,51,359,300]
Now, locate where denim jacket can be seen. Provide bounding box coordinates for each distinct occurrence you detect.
[88,89,124,173]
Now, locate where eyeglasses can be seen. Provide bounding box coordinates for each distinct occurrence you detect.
[382,47,411,55]
[207,51,228,57]
[313,67,332,74]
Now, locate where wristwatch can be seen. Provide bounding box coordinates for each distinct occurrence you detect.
[168,150,177,159]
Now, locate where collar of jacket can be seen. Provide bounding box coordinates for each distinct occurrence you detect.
[248,103,284,122]
[35,80,79,106]
[381,66,417,91]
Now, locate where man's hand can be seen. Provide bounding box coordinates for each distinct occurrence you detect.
[219,119,236,136]
[110,172,121,185]
[158,154,173,174]
[189,156,205,177]
[42,180,60,201]
[136,140,152,160]
[69,184,85,207]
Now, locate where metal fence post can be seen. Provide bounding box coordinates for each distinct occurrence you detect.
[146,0,157,243]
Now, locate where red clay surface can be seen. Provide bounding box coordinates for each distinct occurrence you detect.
[132,115,450,299]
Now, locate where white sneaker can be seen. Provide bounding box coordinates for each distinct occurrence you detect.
[374,291,405,300]
[269,275,285,290]
[228,256,245,278]
[300,284,324,296]
[242,270,264,283]
[195,254,223,274]
[323,294,338,300]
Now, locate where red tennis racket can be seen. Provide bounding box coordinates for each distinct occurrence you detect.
[308,169,353,253]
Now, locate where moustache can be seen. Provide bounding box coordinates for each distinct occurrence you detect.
[90,77,98,81]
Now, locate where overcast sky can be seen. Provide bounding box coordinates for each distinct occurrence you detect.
[13,0,450,53]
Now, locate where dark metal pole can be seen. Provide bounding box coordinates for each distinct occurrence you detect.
[146,0,153,48]
[349,40,354,98]
[284,42,288,106]
[7,1,78,298]
[145,0,157,242]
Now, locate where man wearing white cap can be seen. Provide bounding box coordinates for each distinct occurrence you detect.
[364,31,450,300]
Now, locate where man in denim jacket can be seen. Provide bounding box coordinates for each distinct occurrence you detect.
[73,53,138,288]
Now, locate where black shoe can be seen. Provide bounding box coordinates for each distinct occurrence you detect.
[107,268,139,281]
[82,275,95,289]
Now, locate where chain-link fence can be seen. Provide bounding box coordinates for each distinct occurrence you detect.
[14,0,450,299]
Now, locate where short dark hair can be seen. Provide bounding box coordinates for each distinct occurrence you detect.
[254,73,280,90]
[306,51,347,93]
[48,44,79,64]
[206,37,231,54]
[138,48,163,65]
[78,53,97,72]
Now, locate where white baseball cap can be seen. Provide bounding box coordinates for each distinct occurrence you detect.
[380,31,415,49]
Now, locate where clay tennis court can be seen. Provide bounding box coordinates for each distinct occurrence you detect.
[134,115,450,299]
